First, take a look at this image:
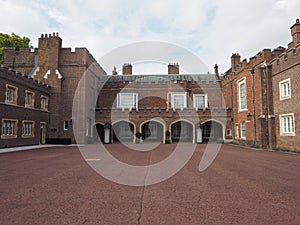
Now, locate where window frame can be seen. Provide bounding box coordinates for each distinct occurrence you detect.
[1,119,18,138]
[171,92,187,109]
[279,113,295,136]
[22,120,35,138]
[5,84,18,105]
[279,78,291,100]
[64,121,69,131]
[193,94,208,109]
[238,78,247,112]
[240,122,246,140]
[41,95,49,111]
[25,90,35,108]
[117,93,138,110]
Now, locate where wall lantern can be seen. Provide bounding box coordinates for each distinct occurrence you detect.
[247,113,253,120]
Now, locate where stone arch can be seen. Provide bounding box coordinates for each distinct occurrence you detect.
[169,119,195,143]
[112,120,135,142]
[140,119,165,142]
[201,119,224,142]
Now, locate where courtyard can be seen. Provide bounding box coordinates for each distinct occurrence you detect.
[0,143,299,225]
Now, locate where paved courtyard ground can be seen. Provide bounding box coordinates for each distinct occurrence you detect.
[0,143,299,225]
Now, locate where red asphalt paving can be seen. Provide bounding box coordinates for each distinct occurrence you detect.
[0,143,299,225]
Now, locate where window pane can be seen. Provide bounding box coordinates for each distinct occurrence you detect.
[194,95,205,108]
[2,121,16,136]
[239,81,246,110]
[118,93,136,108]
[280,80,291,98]
[6,87,15,102]
[240,122,246,139]
[172,94,185,108]
[281,115,295,134]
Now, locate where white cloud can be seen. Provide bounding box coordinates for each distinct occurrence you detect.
[0,0,299,73]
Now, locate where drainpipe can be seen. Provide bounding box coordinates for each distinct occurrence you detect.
[262,62,269,149]
[250,68,257,146]
[230,82,234,139]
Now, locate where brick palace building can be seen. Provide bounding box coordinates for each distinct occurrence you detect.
[1,19,299,150]
[221,19,300,150]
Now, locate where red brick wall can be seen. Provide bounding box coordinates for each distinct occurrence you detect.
[221,49,284,148]
[3,48,36,75]
[271,44,300,150]
[0,66,50,148]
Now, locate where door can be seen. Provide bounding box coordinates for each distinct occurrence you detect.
[40,123,46,144]
[197,127,202,143]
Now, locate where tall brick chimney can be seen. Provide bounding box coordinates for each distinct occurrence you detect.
[36,32,62,80]
[214,64,220,80]
[168,63,179,74]
[122,63,132,75]
[291,18,300,46]
[231,53,241,72]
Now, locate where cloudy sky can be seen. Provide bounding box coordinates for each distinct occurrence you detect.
[1,0,299,74]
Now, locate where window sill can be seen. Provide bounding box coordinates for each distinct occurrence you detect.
[22,135,35,138]
[1,135,17,139]
[280,133,295,136]
[279,96,291,101]
[5,101,17,105]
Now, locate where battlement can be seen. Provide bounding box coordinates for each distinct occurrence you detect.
[94,106,229,114]
[3,47,37,75]
[222,47,286,82]
[271,42,300,74]
[4,47,37,54]
[235,48,282,71]
[99,74,219,86]
[0,64,50,89]
[60,47,98,66]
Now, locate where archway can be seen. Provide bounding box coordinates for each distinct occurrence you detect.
[170,120,193,142]
[112,121,134,142]
[202,120,223,142]
[141,121,164,142]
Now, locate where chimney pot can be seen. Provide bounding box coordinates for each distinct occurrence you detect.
[168,63,179,74]
[214,64,219,75]
[291,18,300,46]
[122,63,132,75]
[231,53,241,72]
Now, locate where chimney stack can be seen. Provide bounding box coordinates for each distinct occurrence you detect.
[122,63,132,75]
[168,63,179,74]
[214,64,219,75]
[214,64,220,80]
[231,53,241,72]
[112,66,118,75]
[291,18,300,46]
